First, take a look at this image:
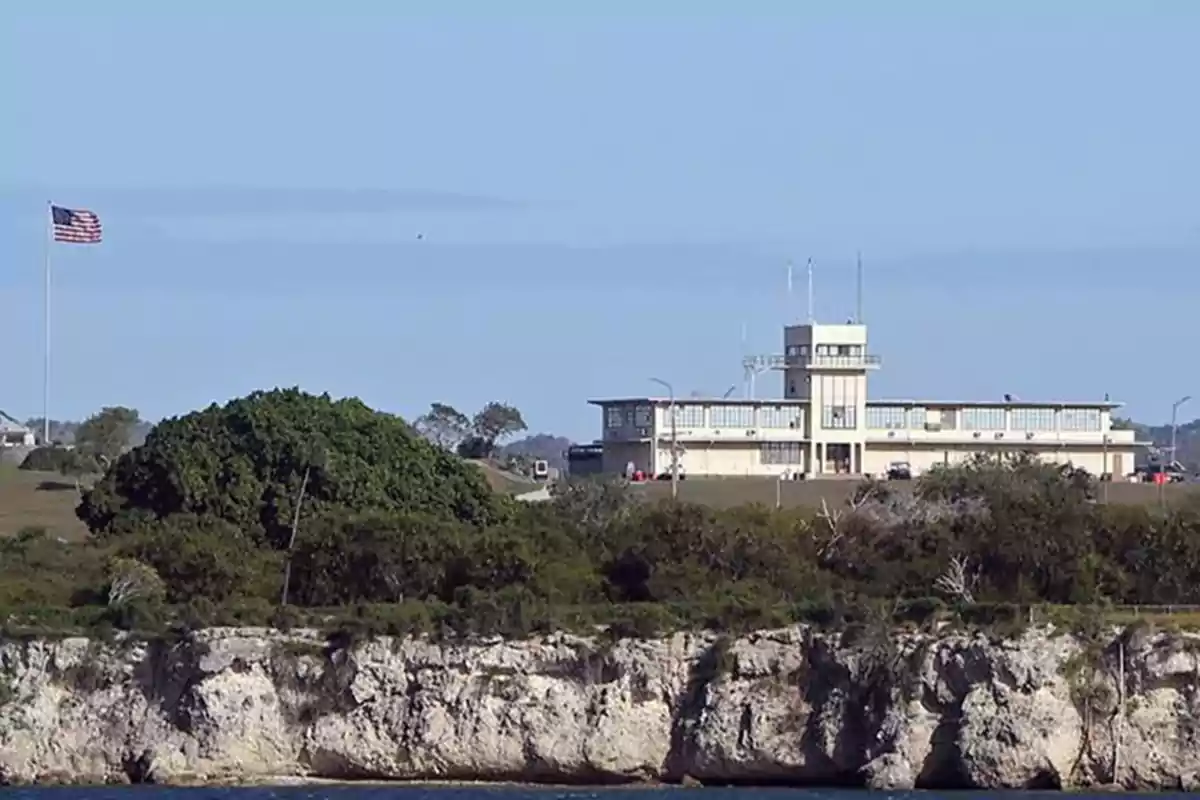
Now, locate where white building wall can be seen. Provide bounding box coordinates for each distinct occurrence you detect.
[862,445,1135,478]
[593,321,1141,480]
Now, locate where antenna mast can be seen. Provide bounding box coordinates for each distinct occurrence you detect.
[806,257,814,324]
[856,250,864,323]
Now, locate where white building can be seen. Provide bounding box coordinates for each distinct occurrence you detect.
[0,413,35,448]
[589,321,1144,479]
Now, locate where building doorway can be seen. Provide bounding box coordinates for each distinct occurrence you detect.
[825,443,852,474]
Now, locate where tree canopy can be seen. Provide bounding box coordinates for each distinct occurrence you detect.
[77,388,503,546]
[75,406,142,466]
[414,400,528,459]
[7,398,1200,641]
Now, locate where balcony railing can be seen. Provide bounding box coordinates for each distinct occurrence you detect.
[743,354,882,370]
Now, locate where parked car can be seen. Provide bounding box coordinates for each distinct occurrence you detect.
[886,461,913,480]
[1134,462,1188,483]
[656,464,687,481]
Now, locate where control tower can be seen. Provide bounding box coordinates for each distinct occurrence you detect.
[742,322,881,474]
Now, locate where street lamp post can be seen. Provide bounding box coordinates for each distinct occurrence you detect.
[1171,395,1192,466]
[650,377,678,500]
[1102,434,1109,505]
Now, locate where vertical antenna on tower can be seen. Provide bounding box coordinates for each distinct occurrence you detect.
[806,257,814,324]
[856,250,864,324]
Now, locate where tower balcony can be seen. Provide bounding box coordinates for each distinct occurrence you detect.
[743,353,883,372]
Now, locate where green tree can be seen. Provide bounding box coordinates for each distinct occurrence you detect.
[413,402,472,451]
[75,406,141,467]
[77,388,503,546]
[458,402,527,458]
[105,556,165,608]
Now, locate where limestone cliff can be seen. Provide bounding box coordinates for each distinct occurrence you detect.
[0,625,1197,789]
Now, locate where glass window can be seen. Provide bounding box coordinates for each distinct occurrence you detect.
[760,441,803,464]
[866,406,906,429]
[711,405,755,428]
[822,405,857,429]
[1010,407,1056,431]
[758,405,801,429]
[962,407,1005,430]
[605,407,624,429]
[1059,408,1101,432]
[633,405,653,427]
[669,404,705,427]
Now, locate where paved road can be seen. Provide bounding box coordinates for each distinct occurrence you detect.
[514,486,553,503]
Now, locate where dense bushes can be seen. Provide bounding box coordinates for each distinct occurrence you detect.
[77,388,505,545]
[8,390,1200,640]
[20,446,96,475]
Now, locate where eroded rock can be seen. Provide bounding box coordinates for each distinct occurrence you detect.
[0,625,1194,788]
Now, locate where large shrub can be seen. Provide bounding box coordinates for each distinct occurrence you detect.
[19,446,96,475]
[77,388,503,545]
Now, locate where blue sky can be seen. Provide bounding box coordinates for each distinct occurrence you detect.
[2,2,1199,440]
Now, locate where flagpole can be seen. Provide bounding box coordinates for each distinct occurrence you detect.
[43,201,52,446]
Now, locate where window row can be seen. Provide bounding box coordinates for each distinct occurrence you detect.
[662,405,805,429]
[866,406,928,430]
[605,405,653,429]
[761,441,804,464]
[785,343,864,357]
[961,407,1104,432]
[614,404,1106,433]
[822,405,857,429]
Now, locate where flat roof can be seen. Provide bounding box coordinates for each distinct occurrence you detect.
[588,397,1124,410]
[867,399,1124,410]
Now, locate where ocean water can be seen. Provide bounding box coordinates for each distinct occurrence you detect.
[0,788,1187,800]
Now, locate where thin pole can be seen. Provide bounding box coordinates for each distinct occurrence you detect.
[1170,395,1190,466]
[650,377,678,500]
[806,257,814,324]
[669,391,678,500]
[1171,405,1179,465]
[856,250,864,323]
[43,201,52,446]
[1102,435,1109,504]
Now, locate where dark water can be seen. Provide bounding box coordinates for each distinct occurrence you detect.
[0,789,1188,800]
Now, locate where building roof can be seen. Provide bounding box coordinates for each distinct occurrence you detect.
[866,399,1124,410]
[588,396,1124,410]
[589,396,812,406]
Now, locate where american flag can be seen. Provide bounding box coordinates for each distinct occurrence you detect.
[51,205,102,244]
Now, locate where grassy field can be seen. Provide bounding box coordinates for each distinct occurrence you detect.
[633,476,1200,509]
[0,465,90,541]
[2,462,1198,544]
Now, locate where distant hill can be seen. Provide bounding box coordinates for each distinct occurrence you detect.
[1115,416,1200,469]
[500,433,573,472]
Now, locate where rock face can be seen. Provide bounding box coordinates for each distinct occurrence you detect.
[0,624,1197,788]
